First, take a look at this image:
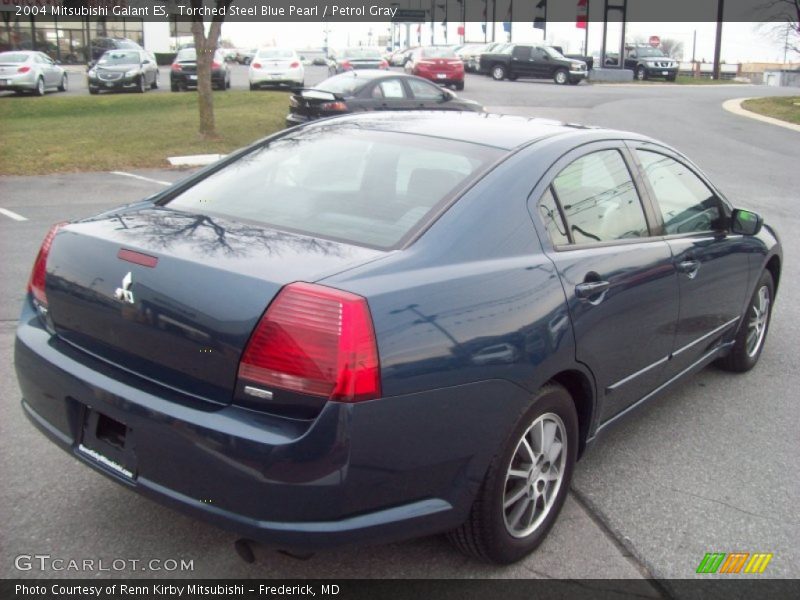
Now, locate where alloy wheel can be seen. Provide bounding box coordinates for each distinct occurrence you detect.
[746,285,770,357]
[502,412,567,538]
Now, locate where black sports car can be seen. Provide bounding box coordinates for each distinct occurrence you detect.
[286,70,484,127]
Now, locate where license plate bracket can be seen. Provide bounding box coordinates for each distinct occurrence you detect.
[436,73,447,79]
[78,407,136,479]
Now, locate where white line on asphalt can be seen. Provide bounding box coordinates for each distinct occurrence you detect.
[111,171,172,186]
[0,207,27,221]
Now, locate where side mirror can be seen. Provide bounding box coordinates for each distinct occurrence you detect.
[730,208,763,236]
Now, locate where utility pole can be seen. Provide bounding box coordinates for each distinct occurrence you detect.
[712,0,724,80]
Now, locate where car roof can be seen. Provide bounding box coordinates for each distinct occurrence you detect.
[298,111,649,151]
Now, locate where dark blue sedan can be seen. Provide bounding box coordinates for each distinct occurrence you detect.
[15,112,781,564]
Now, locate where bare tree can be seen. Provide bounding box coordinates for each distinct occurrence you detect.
[759,0,800,59]
[190,0,233,139]
[659,38,685,59]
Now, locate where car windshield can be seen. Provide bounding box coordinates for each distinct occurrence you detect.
[98,51,139,65]
[543,46,567,59]
[342,48,381,59]
[258,49,294,59]
[0,52,29,63]
[421,47,457,58]
[176,49,196,61]
[166,127,501,249]
[636,47,667,57]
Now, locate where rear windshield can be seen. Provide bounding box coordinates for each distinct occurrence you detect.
[0,52,29,63]
[421,47,457,58]
[342,48,381,59]
[166,128,501,249]
[176,49,196,61]
[315,73,371,94]
[99,51,139,64]
[258,49,294,59]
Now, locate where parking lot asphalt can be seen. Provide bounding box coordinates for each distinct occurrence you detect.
[1,73,798,586]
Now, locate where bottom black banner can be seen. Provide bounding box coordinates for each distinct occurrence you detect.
[2,579,799,600]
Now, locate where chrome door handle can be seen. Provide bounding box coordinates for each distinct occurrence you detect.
[677,259,701,278]
[575,280,610,299]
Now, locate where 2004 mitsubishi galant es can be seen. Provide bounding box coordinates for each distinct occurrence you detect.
[15,112,781,564]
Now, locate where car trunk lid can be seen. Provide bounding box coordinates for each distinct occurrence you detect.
[44,207,382,405]
[289,89,348,120]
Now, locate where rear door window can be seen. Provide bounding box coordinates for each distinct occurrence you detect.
[551,150,649,244]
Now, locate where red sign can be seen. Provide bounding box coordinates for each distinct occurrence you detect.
[649,35,661,47]
[457,25,465,36]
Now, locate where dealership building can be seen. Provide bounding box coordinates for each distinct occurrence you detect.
[1,0,178,63]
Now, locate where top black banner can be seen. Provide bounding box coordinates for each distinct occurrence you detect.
[2,0,798,23]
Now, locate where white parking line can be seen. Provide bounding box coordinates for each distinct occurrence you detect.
[111,171,172,186]
[0,207,27,221]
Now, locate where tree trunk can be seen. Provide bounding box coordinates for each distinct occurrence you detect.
[190,3,227,139]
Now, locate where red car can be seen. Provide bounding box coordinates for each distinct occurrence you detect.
[404,46,464,90]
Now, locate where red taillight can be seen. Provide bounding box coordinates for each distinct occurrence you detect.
[379,60,388,68]
[319,100,348,112]
[212,60,221,68]
[252,62,262,69]
[27,222,67,307]
[290,61,300,68]
[171,63,182,72]
[341,60,352,70]
[238,282,381,403]
[18,66,31,73]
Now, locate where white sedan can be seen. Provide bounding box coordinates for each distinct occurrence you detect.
[0,50,67,96]
[248,48,304,90]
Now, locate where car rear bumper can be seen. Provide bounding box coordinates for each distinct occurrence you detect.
[0,72,37,90]
[14,303,526,550]
[170,72,226,88]
[249,68,303,86]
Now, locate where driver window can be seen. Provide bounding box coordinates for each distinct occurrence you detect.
[552,150,649,244]
[512,46,531,60]
[636,150,722,235]
[407,78,441,99]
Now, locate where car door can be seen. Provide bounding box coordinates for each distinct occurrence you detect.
[37,53,57,86]
[355,78,415,112]
[630,143,751,377]
[510,45,533,78]
[530,47,551,79]
[405,77,456,110]
[531,143,680,423]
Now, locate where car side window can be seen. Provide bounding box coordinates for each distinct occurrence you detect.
[407,78,441,99]
[377,79,405,99]
[537,187,570,246]
[552,150,649,244]
[636,150,723,235]
[512,46,531,60]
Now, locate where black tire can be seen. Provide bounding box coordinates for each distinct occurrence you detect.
[491,64,506,81]
[553,69,569,85]
[716,270,774,373]
[171,81,179,92]
[151,72,159,89]
[666,74,677,82]
[507,74,518,81]
[636,65,647,81]
[455,81,464,91]
[226,75,231,89]
[137,76,146,93]
[448,383,578,564]
[249,82,257,91]
[34,77,45,96]
[568,78,580,85]
[89,87,99,95]
[57,74,67,92]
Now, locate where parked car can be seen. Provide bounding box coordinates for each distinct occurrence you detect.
[480,44,587,85]
[87,49,158,94]
[328,47,388,74]
[170,48,231,91]
[237,48,257,65]
[405,46,465,90]
[0,50,67,95]
[624,45,678,81]
[16,111,780,564]
[249,48,304,90]
[457,43,489,72]
[389,47,415,66]
[285,70,483,127]
[88,37,143,63]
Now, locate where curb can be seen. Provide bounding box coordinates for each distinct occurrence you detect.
[167,154,225,167]
[722,97,800,133]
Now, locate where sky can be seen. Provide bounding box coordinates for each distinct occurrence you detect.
[220,21,795,64]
